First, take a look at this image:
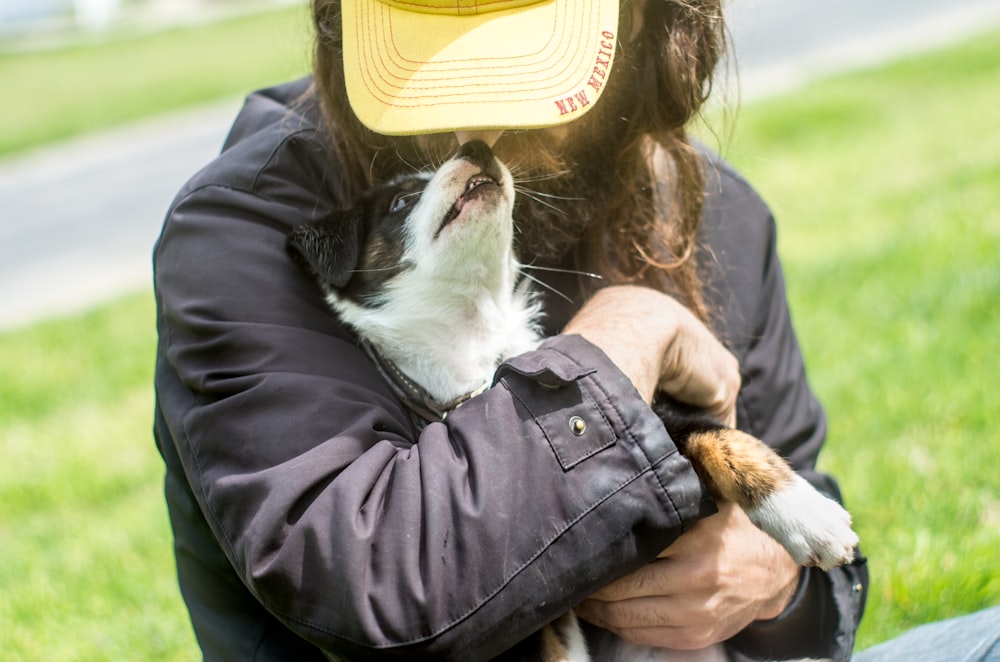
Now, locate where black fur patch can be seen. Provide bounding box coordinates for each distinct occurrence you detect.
[653,396,725,446]
[288,173,430,306]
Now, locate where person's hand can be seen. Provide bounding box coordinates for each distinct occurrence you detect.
[575,502,801,650]
[562,285,740,425]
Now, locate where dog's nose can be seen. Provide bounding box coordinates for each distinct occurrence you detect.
[457,140,495,169]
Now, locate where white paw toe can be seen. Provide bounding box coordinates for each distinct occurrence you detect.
[748,476,859,570]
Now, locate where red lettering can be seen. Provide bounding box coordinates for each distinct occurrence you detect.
[556,31,616,116]
[556,90,592,114]
[555,95,580,115]
[592,32,615,86]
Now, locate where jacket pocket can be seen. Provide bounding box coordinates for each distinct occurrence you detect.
[495,355,616,470]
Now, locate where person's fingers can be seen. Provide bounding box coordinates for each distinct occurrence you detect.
[585,558,689,602]
[658,308,740,426]
[563,285,740,419]
[576,596,733,650]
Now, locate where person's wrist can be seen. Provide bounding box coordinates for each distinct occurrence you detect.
[562,286,677,403]
[755,549,802,621]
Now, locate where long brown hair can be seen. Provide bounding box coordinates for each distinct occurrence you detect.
[310,0,725,321]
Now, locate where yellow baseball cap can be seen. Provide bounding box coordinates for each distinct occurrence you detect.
[341,0,619,135]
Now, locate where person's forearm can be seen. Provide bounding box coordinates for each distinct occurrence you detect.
[161,333,716,658]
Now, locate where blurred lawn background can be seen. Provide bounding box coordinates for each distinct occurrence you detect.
[0,1,311,157]
[717,27,1000,642]
[0,3,998,659]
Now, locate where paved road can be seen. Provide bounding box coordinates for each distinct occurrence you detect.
[0,102,240,329]
[2,0,999,330]
[728,0,1000,96]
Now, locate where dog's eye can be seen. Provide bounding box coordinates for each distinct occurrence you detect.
[389,192,417,214]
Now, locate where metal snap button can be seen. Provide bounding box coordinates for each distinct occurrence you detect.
[569,416,586,436]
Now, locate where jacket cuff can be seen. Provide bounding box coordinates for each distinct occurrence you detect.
[728,553,868,662]
[495,334,716,532]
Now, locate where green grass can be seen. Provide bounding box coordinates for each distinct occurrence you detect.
[1,27,998,660]
[0,5,311,157]
[715,28,1000,649]
[0,294,196,659]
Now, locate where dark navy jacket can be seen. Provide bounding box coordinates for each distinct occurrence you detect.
[153,77,867,661]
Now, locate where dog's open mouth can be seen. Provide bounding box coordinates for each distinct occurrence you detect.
[437,173,501,236]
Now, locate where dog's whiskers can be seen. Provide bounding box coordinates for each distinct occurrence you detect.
[515,163,566,174]
[521,264,604,281]
[513,187,582,215]
[509,168,571,183]
[394,191,422,203]
[517,195,564,215]
[519,271,574,304]
[391,148,418,174]
[348,266,403,274]
[514,187,585,202]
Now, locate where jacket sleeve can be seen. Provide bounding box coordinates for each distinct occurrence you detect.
[153,177,716,659]
[700,158,869,662]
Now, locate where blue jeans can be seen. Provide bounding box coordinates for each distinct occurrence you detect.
[854,606,1000,662]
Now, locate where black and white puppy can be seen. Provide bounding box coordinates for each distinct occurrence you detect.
[288,141,858,662]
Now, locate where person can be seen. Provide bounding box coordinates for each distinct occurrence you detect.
[152,0,870,659]
[851,606,1000,662]
[854,606,1000,662]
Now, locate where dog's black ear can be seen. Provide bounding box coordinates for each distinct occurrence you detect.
[287,213,362,289]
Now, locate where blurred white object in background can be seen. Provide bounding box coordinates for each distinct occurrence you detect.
[73,0,120,31]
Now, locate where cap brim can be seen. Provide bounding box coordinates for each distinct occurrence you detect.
[342,0,619,135]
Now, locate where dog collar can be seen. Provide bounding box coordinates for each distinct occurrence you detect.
[360,339,490,426]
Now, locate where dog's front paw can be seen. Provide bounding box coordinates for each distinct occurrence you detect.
[746,475,859,570]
